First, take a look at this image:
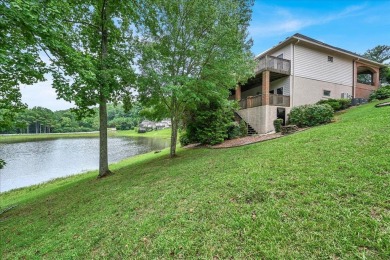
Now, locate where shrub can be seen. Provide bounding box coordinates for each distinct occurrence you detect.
[227,121,241,139]
[338,98,352,110]
[369,85,390,101]
[183,99,236,145]
[239,120,247,137]
[316,98,351,111]
[288,104,334,127]
[179,131,191,146]
[273,118,283,133]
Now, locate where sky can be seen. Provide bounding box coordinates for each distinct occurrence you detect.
[20,0,390,111]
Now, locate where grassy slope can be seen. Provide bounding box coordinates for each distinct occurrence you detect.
[1,101,389,259]
[116,128,171,139]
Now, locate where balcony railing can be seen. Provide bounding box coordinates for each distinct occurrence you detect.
[239,94,290,109]
[269,94,290,106]
[239,95,262,109]
[255,55,291,75]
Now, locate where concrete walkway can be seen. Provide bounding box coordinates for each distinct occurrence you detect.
[211,133,282,148]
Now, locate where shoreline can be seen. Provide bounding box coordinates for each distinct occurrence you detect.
[0,128,171,143]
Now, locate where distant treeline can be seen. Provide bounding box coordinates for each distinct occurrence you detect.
[2,104,142,134]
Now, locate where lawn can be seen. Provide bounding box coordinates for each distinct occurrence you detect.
[0,131,100,143]
[116,128,171,139]
[1,101,389,259]
[0,128,171,144]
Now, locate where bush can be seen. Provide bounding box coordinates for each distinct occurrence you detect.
[288,104,334,127]
[227,122,241,139]
[183,99,236,145]
[239,120,247,137]
[338,98,352,110]
[179,131,191,146]
[369,85,390,101]
[273,119,283,133]
[316,98,351,111]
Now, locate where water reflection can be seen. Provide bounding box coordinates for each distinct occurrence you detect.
[0,137,169,192]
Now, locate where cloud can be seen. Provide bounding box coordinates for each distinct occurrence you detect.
[20,81,74,111]
[249,3,368,37]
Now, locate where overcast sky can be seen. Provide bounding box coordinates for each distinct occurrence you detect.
[20,0,390,111]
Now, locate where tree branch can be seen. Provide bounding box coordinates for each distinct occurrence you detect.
[63,19,99,29]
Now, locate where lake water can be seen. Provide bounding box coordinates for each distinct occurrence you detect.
[0,137,169,193]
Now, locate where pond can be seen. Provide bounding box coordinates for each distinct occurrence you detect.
[0,136,169,193]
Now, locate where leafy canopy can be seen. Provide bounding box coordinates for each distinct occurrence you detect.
[137,0,255,156]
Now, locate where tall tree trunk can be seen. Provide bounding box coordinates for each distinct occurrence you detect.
[170,97,179,157]
[97,0,111,178]
[35,121,38,134]
[170,115,178,157]
[98,96,111,178]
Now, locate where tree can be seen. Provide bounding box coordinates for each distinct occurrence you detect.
[0,0,50,131]
[363,45,390,84]
[137,0,254,157]
[44,0,140,177]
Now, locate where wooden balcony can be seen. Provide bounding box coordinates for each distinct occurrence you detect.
[239,95,262,109]
[255,55,291,76]
[239,94,290,109]
[269,94,290,106]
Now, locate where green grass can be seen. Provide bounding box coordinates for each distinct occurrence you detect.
[116,128,171,139]
[1,101,389,259]
[0,128,171,144]
[0,132,100,144]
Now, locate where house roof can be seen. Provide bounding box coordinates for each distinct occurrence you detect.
[256,33,385,68]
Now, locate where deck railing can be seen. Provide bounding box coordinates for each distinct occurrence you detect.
[255,55,291,75]
[239,95,262,109]
[269,94,290,106]
[239,94,290,109]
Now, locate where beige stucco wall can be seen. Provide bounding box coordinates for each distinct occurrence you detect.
[237,105,292,134]
[292,76,353,106]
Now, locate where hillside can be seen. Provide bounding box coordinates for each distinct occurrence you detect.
[1,100,389,259]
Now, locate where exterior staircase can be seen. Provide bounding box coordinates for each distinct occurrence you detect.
[234,112,258,136]
[247,124,258,135]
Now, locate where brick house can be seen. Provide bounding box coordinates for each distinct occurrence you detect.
[233,33,385,134]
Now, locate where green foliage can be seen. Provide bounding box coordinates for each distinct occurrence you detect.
[137,0,255,156]
[239,120,248,137]
[288,104,334,127]
[0,158,5,169]
[369,85,390,101]
[273,119,283,133]
[0,1,49,130]
[1,104,142,134]
[185,100,236,145]
[1,101,389,259]
[227,122,242,140]
[316,98,351,111]
[179,131,191,147]
[362,45,390,84]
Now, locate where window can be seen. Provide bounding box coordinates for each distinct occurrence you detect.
[277,53,283,59]
[328,56,333,62]
[276,87,283,95]
[269,90,275,94]
[323,90,331,97]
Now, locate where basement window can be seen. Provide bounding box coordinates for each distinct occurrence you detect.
[328,56,333,62]
[323,90,331,97]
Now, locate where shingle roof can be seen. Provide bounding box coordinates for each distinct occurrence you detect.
[292,33,369,60]
[256,33,385,67]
